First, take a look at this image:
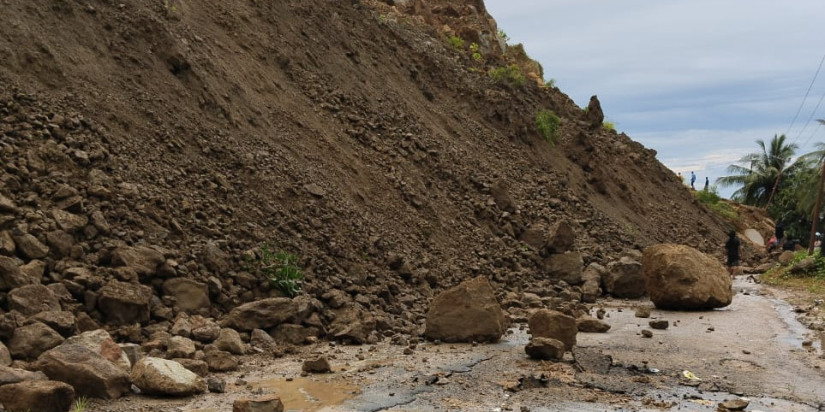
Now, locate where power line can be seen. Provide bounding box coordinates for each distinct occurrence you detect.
[787,54,825,142]
[796,86,825,148]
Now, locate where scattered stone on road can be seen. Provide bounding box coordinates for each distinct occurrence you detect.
[524,337,565,361]
[634,307,651,318]
[302,356,331,373]
[649,320,669,330]
[641,330,653,338]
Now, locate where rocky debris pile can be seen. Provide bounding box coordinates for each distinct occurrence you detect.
[642,244,733,310]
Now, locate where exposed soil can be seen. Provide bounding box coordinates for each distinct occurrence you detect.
[0,0,805,411]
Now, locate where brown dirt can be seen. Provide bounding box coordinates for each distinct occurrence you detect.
[0,0,787,409]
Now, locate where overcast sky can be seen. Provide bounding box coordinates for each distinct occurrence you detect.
[485,0,825,197]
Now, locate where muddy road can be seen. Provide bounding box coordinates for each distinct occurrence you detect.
[94,277,825,412]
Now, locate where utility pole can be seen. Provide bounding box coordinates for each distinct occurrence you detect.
[807,119,825,254]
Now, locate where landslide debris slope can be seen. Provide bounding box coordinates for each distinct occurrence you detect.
[0,0,729,339]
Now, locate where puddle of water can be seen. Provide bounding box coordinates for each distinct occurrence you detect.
[251,377,360,411]
[773,298,823,352]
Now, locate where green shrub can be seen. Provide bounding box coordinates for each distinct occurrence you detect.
[246,243,303,297]
[603,121,616,131]
[73,396,88,412]
[535,109,561,145]
[694,187,738,220]
[489,64,526,87]
[498,29,510,43]
[469,43,482,61]
[448,35,465,49]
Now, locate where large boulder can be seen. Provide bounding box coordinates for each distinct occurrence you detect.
[0,380,75,412]
[8,284,62,316]
[642,244,733,310]
[96,280,153,325]
[162,277,210,312]
[546,221,576,254]
[0,255,36,290]
[130,357,206,396]
[527,309,577,350]
[544,252,583,285]
[222,298,299,331]
[110,245,165,277]
[35,344,130,399]
[0,365,48,385]
[9,322,65,359]
[65,329,131,371]
[424,276,507,343]
[603,257,645,298]
[580,263,605,303]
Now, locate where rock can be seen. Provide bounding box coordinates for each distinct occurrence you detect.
[642,244,733,310]
[302,356,331,373]
[36,344,130,399]
[202,242,231,274]
[544,251,583,285]
[119,343,143,367]
[546,221,576,253]
[0,365,48,385]
[12,232,50,259]
[63,330,130,372]
[604,257,645,298]
[222,298,299,331]
[207,376,226,393]
[250,329,278,351]
[167,336,197,359]
[110,246,165,277]
[584,95,604,129]
[0,380,75,412]
[525,337,565,361]
[649,320,669,330]
[719,398,749,411]
[174,358,209,377]
[20,259,45,283]
[634,307,652,318]
[204,350,238,372]
[0,341,10,366]
[8,284,62,316]
[791,257,816,274]
[96,280,153,325]
[191,316,221,342]
[576,316,611,333]
[580,263,604,303]
[130,357,206,396]
[170,313,193,337]
[270,323,320,345]
[527,310,577,350]
[778,250,795,265]
[424,276,507,343]
[641,329,653,338]
[30,311,77,337]
[0,193,18,214]
[51,209,88,233]
[0,231,15,256]
[9,322,65,359]
[162,277,210,312]
[329,303,376,344]
[214,328,245,355]
[0,255,34,290]
[233,394,284,412]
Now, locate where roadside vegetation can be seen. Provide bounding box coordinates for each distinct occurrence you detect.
[245,243,304,297]
[693,186,739,221]
[762,250,825,295]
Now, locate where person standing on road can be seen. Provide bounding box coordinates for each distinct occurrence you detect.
[725,230,741,277]
[775,222,785,250]
[690,171,696,189]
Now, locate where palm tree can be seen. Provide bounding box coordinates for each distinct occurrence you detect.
[717,134,798,206]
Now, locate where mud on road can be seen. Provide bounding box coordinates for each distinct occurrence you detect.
[92,277,825,412]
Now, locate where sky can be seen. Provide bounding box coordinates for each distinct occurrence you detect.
[484,0,825,198]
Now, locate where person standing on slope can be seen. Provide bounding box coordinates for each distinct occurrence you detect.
[690,171,696,190]
[704,177,709,191]
[725,230,741,277]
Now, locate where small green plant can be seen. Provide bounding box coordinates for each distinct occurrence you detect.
[448,35,465,49]
[603,120,616,131]
[73,396,88,412]
[469,42,482,61]
[497,29,510,43]
[489,64,526,88]
[535,109,561,145]
[545,78,557,88]
[247,243,304,297]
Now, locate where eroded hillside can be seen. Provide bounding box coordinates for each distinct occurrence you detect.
[0,0,731,341]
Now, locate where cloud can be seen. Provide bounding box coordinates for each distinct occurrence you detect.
[485,0,825,197]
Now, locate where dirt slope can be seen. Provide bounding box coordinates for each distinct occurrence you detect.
[0,0,732,336]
